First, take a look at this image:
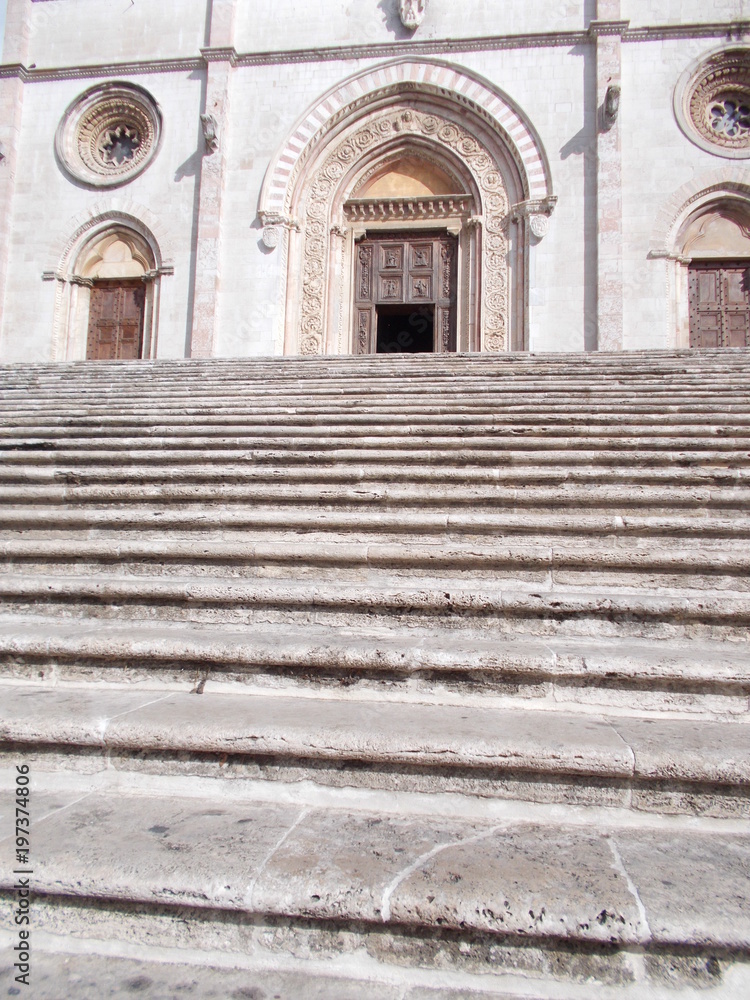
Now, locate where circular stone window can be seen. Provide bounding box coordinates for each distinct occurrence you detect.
[55,82,163,187]
[675,49,750,158]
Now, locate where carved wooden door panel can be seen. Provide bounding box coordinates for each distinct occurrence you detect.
[354,232,457,353]
[86,280,146,360]
[689,262,750,348]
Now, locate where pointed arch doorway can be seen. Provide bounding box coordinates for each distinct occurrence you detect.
[683,204,750,348]
[50,218,164,362]
[259,59,556,357]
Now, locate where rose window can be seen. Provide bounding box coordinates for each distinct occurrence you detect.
[100,125,141,167]
[675,49,750,158]
[709,98,750,140]
[56,83,162,187]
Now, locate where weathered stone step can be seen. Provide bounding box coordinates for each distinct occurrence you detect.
[4,421,750,441]
[3,392,746,410]
[7,779,750,996]
[5,447,749,472]
[3,432,749,453]
[5,462,749,488]
[2,537,748,592]
[1,614,747,715]
[3,505,748,539]
[1,481,746,512]
[5,400,750,421]
[2,574,749,639]
[6,411,750,430]
[0,951,447,1000]
[3,684,749,813]
[4,388,750,410]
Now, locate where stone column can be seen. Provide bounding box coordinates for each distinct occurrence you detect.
[190,0,237,358]
[0,0,32,344]
[592,2,627,351]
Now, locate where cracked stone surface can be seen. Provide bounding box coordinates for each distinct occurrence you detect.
[8,789,749,951]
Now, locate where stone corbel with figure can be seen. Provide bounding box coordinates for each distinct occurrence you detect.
[399,0,426,30]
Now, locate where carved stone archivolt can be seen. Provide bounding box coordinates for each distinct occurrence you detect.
[56,83,163,188]
[297,107,510,355]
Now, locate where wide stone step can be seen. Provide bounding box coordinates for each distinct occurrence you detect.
[3,683,749,815]
[5,462,749,488]
[6,411,750,430]
[4,421,750,440]
[7,777,750,996]
[4,389,750,411]
[1,481,748,512]
[3,431,750,452]
[2,573,749,640]
[5,448,749,473]
[1,614,747,715]
[0,951,444,1000]
[6,400,750,421]
[1,537,748,592]
[3,504,748,540]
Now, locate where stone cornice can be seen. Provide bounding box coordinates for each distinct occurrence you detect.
[0,58,203,82]
[589,20,630,38]
[200,47,239,66]
[623,20,750,43]
[1,22,749,82]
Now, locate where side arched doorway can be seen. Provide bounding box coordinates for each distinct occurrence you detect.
[681,204,750,348]
[52,220,162,361]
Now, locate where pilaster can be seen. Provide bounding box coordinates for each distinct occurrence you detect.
[591,1,626,351]
[190,0,237,358]
[0,0,32,345]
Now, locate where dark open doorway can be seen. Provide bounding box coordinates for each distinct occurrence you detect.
[376,304,434,353]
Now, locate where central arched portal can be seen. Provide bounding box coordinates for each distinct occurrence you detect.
[260,60,555,356]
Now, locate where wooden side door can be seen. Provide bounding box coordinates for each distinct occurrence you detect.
[86,280,146,360]
[724,264,750,347]
[689,261,750,348]
[354,232,458,353]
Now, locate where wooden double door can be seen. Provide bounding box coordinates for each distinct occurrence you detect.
[86,280,146,360]
[354,231,457,354]
[689,261,750,348]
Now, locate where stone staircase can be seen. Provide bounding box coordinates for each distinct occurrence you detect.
[0,350,749,1000]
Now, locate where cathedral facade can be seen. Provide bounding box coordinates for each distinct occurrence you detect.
[1,0,750,362]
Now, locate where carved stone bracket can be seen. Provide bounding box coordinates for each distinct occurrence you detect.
[399,0,426,31]
[511,196,558,241]
[601,84,621,132]
[258,212,300,251]
[200,113,219,154]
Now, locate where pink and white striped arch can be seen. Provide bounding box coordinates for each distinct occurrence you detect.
[259,58,553,217]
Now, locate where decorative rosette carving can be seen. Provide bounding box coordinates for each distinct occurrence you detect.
[56,83,162,188]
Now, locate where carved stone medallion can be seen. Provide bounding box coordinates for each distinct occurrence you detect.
[56,82,163,188]
[399,0,426,31]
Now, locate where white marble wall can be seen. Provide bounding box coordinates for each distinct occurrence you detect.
[0,0,748,359]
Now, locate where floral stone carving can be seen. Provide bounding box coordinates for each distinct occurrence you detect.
[56,82,163,188]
